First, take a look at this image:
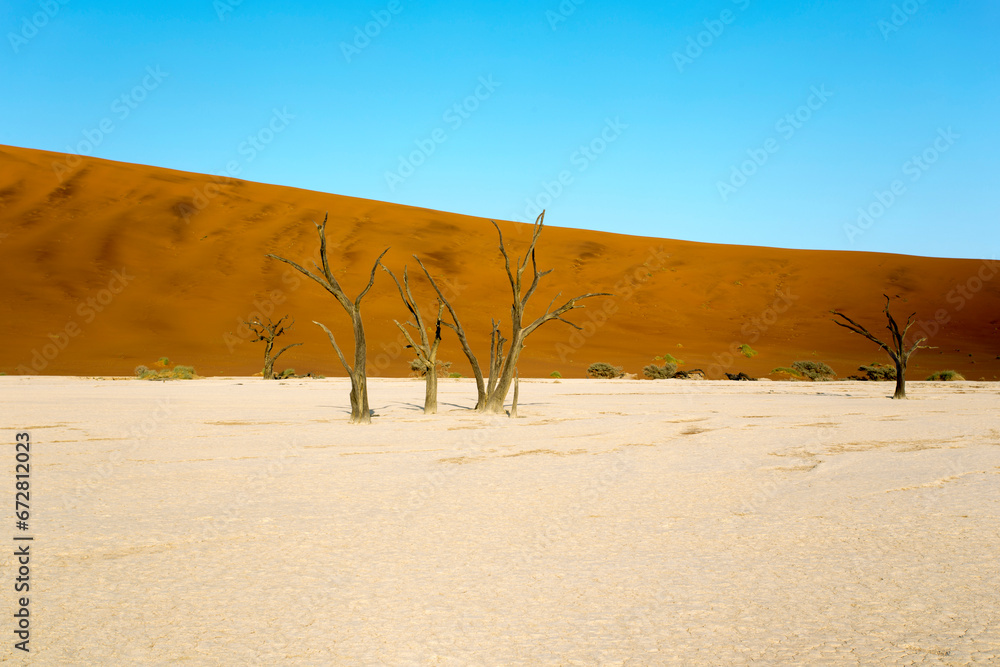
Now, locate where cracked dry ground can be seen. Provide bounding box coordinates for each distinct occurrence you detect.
[3,377,998,665]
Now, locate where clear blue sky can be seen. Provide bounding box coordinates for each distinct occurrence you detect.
[3,0,997,259]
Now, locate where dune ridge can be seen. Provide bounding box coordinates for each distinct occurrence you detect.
[1,144,997,379]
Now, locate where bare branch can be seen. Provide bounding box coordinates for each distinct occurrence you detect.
[313,320,352,377]
[355,247,391,307]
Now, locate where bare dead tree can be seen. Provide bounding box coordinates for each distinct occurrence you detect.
[832,294,934,399]
[244,315,302,379]
[267,213,388,423]
[414,255,489,410]
[480,212,610,414]
[380,262,445,414]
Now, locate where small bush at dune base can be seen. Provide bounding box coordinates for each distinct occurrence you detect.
[926,370,965,381]
[135,359,198,380]
[791,360,836,381]
[550,371,562,378]
[278,368,296,379]
[771,366,804,379]
[852,363,896,381]
[738,344,757,358]
[448,372,462,379]
[587,362,624,379]
[643,362,677,379]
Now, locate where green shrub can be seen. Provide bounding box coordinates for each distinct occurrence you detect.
[448,372,462,379]
[155,357,170,368]
[278,368,296,379]
[926,370,965,381]
[857,363,896,381]
[739,343,757,358]
[655,353,683,366]
[643,362,677,379]
[771,366,804,378]
[171,365,197,379]
[587,362,624,379]
[550,371,562,378]
[791,360,835,381]
[134,365,149,378]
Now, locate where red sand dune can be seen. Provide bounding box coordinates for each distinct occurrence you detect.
[1,144,998,381]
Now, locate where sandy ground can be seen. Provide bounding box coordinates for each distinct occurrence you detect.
[2,376,999,665]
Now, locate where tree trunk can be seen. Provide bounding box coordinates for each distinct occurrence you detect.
[483,333,524,414]
[893,357,907,399]
[350,310,371,423]
[424,370,438,415]
[262,339,275,379]
[510,371,519,418]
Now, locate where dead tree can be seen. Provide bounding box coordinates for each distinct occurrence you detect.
[832,294,933,399]
[417,211,608,415]
[267,213,388,423]
[380,262,445,414]
[414,255,489,409]
[244,315,302,379]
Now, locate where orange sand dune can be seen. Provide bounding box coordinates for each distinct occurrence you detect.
[1,144,997,380]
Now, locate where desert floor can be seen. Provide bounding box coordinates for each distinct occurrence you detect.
[3,376,999,665]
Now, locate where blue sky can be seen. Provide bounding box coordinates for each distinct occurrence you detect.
[3,0,997,259]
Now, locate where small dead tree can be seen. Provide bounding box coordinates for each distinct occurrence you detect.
[267,213,388,423]
[832,294,933,399]
[244,315,302,379]
[380,262,445,414]
[417,211,608,415]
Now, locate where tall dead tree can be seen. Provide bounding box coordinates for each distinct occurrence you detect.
[244,315,302,379]
[380,262,445,414]
[832,294,933,399]
[267,213,388,423]
[418,211,608,415]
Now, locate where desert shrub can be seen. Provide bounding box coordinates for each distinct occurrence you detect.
[550,371,562,378]
[155,357,170,368]
[643,362,677,379]
[655,353,683,366]
[134,365,149,378]
[170,365,197,379]
[725,372,756,381]
[448,372,462,379]
[926,370,965,381]
[739,343,757,358]
[771,366,804,379]
[857,363,896,381]
[278,368,296,379]
[587,362,624,379]
[791,360,835,381]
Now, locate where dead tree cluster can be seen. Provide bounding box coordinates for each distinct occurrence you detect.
[266,210,606,423]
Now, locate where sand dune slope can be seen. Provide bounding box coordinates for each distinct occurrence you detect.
[1,144,997,379]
